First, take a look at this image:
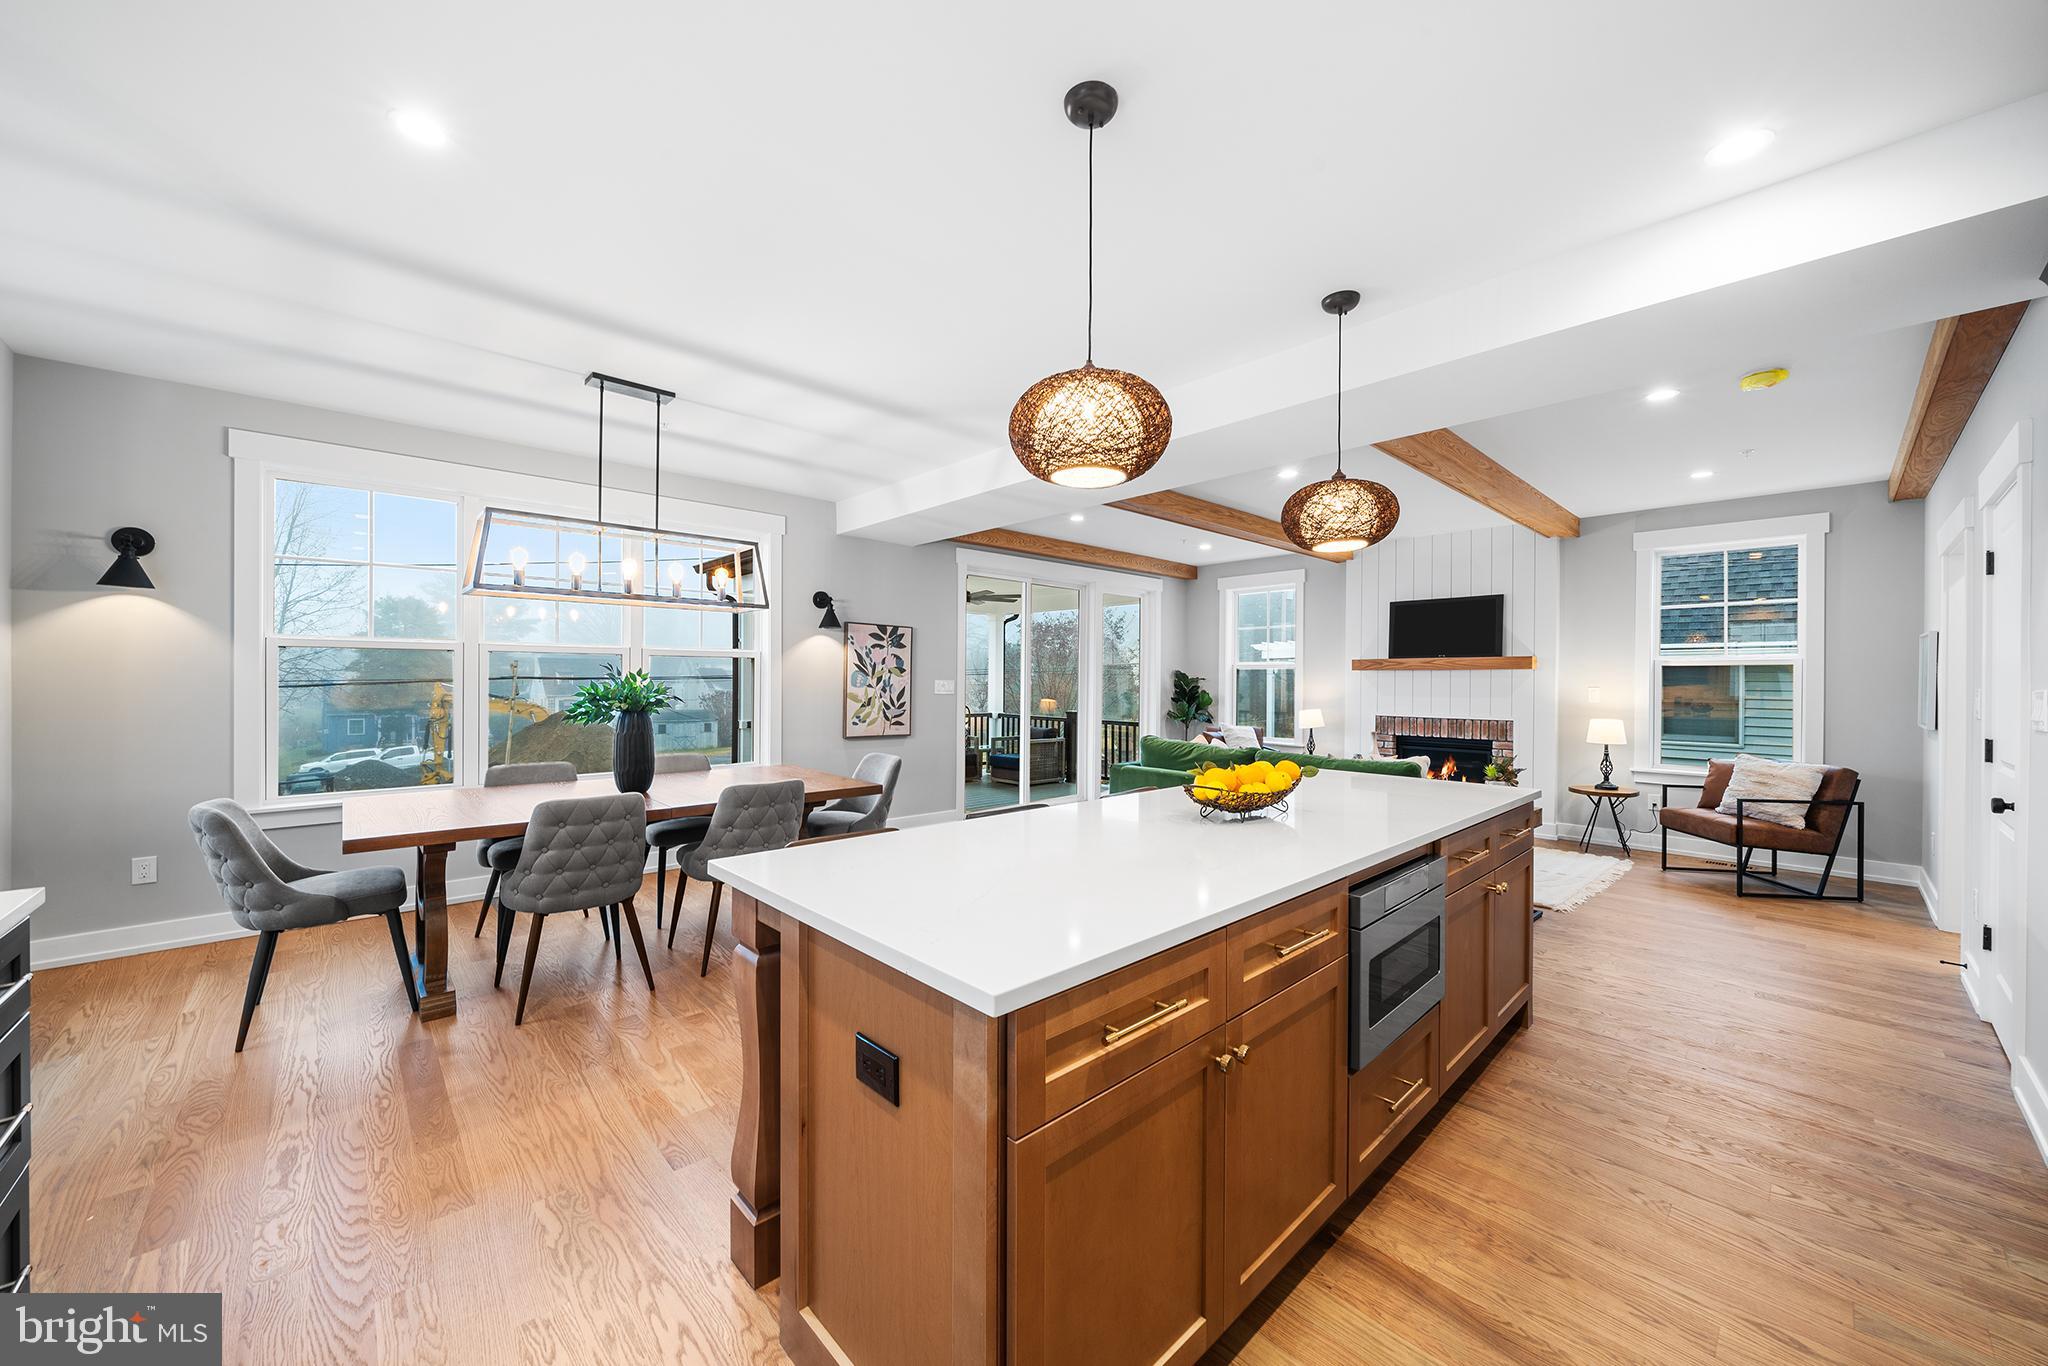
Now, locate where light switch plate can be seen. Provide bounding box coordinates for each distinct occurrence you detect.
[933,678,956,695]
[2031,689,2048,731]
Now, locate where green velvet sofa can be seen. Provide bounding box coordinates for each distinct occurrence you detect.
[1107,735,1427,794]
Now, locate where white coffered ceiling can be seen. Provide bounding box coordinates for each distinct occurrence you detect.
[1,1,2044,554]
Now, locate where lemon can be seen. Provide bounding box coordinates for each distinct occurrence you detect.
[1238,779,1268,795]
[1275,759,1301,783]
[1213,768,1242,792]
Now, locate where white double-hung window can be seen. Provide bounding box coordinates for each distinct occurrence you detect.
[1633,514,1827,772]
[234,431,781,813]
[1218,569,1303,743]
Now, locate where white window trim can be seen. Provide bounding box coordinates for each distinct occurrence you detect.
[1218,568,1306,745]
[1631,513,1827,778]
[230,429,785,826]
[951,547,1167,812]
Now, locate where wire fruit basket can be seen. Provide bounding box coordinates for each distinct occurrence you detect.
[1182,763,1316,822]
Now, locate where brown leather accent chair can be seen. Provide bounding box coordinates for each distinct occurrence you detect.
[1657,759,1865,900]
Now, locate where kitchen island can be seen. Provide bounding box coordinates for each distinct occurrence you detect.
[712,775,1538,1366]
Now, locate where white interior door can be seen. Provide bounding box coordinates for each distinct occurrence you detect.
[1977,455,2028,1058]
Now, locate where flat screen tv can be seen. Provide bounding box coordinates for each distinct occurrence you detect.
[1387,593,1504,659]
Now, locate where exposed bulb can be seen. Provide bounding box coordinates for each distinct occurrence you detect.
[567,551,587,590]
[668,560,685,598]
[621,558,639,592]
[508,544,528,586]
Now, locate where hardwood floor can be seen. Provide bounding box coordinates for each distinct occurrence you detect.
[27,851,2048,1364]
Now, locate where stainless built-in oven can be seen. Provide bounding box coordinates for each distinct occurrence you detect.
[1348,855,1446,1071]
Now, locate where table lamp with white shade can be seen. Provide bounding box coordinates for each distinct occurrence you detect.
[1586,718,1627,790]
[1298,708,1326,756]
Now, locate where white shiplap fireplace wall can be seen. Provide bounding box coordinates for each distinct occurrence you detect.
[1345,525,1561,820]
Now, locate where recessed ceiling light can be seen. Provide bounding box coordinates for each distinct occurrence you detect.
[389,107,450,149]
[1198,542,1213,551]
[1644,387,1680,403]
[1277,467,1298,479]
[1705,127,1775,166]
[1068,513,1085,523]
[1690,470,1714,480]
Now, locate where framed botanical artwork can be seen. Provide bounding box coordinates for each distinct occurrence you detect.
[844,622,912,738]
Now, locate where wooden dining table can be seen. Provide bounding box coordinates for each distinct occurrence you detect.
[339,763,883,1020]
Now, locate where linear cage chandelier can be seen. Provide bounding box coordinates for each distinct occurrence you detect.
[463,373,768,613]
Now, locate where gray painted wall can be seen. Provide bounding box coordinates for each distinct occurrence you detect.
[1182,554,1349,751]
[0,342,12,888]
[7,356,962,945]
[1557,479,1924,864]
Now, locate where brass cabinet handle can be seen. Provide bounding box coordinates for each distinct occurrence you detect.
[1503,826,1534,839]
[1454,849,1489,865]
[1375,1075,1426,1112]
[1230,1043,1251,1065]
[1271,926,1334,959]
[1213,1051,1237,1074]
[1103,997,1190,1045]
[1486,881,1510,895]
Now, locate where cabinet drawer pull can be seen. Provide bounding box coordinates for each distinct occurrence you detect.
[1103,997,1190,1045]
[1270,926,1333,960]
[0,972,30,1013]
[5,1264,27,1294]
[1454,849,1489,865]
[1486,881,1510,895]
[0,1102,27,1152]
[1502,825,1534,839]
[1213,1051,1237,1074]
[1375,1076,1425,1112]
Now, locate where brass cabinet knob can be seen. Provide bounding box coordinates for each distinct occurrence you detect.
[1230,1043,1251,1065]
[1213,1052,1236,1074]
[1486,881,1510,894]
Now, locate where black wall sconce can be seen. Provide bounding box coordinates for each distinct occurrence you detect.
[98,527,157,590]
[813,591,841,631]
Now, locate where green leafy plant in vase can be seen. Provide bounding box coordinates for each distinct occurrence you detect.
[1484,754,1521,787]
[1167,670,1215,738]
[563,665,676,794]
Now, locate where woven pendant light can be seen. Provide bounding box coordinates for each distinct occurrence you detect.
[1281,291,1398,553]
[1010,81,1172,488]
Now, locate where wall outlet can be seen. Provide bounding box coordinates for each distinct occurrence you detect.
[933,678,956,695]
[131,855,158,886]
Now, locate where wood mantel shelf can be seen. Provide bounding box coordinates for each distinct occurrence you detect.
[1352,656,1538,671]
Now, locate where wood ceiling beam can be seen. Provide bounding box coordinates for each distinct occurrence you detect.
[1888,301,2031,501]
[951,529,1198,580]
[1370,430,1580,538]
[1104,490,1354,563]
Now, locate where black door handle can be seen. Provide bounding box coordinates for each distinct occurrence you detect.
[1991,797,2016,814]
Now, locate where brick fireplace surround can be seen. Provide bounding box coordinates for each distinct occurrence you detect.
[1373,716,1516,772]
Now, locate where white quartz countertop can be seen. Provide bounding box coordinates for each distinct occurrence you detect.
[0,887,44,941]
[711,776,1536,1016]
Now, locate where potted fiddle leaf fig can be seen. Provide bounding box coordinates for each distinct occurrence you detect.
[1166,670,1214,738]
[563,665,675,795]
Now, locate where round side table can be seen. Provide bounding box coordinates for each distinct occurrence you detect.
[1568,783,1640,857]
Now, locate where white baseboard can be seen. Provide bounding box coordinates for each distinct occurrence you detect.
[2015,1056,2048,1172]
[1916,868,1940,927]
[1538,822,1927,898]
[890,808,961,828]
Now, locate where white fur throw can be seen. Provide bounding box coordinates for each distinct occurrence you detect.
[1716,754,1825,828]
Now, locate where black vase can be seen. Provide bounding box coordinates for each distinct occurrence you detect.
[613,711,655,795]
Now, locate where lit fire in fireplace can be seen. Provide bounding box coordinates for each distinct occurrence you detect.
[1429,756,1459,781]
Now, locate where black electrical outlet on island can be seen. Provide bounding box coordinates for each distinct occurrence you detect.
[855,1032,900,1105]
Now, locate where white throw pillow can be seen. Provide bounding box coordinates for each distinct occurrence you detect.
[1217,725,1260,748]
[1716,754,1826,829]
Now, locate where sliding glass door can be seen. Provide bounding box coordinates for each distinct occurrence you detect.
[959,559,1155,815]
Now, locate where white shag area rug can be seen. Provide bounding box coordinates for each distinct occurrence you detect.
[1533,848,1631,912]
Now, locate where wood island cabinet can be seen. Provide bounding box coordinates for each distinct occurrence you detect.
[746,800,1536,1366]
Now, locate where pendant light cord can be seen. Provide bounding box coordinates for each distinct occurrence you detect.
[597,382,606,524]
[1333,305,1345,479]
[1085,123,1095,367]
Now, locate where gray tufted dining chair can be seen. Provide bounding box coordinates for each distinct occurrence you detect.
[665,778,806,975]
[493,792,653,1025]
[647,752,713,933]
[471,761,579,939]
[802,752,901,838]
[188,798,418,1052]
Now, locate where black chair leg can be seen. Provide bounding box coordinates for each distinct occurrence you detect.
[383,912,420,1014]
[473,869,501,938]
[494,900,516,988]
[655,849,668,931]
[514,914,546,1025]
[236,930,279,1053]
[601,903,612,942]
[668,875,688,951]
[613,904,624,967]
[621,902,655,991]
[700,881,724,977]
